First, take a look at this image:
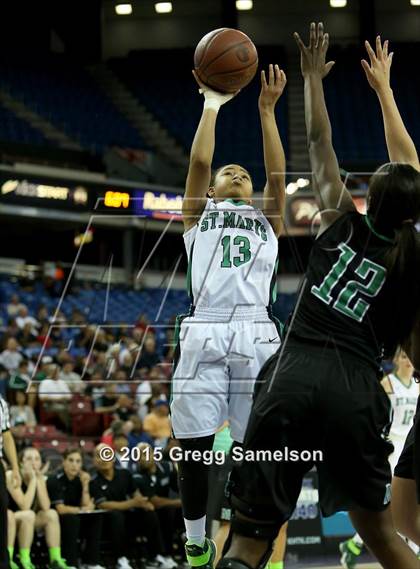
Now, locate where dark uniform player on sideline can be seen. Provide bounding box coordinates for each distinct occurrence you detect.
[217,23,420,569]
[0,395,21,569]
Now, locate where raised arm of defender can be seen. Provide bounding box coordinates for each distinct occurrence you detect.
[295,22,355,232]
[362,37,420,172]
[259,64,287,237]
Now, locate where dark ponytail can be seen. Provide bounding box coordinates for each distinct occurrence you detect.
[368,163,420,354]
[383,222,420,353]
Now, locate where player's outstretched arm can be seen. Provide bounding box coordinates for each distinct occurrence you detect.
[362,38,420,172]
[294,22,355,231]
[259,64,287,237]
[183,72,239,232]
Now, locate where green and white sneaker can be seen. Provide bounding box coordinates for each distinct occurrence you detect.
[185,538,217,569]
[20,559,36,569]
[339,539,362,569]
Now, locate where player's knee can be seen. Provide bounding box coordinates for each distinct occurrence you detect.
[46,508,59,523]
[20,510,36,524]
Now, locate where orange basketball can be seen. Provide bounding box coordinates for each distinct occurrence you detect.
[194,28,258,93]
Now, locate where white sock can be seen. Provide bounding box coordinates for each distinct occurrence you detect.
[352,533,364,548]
[184,515,206,546]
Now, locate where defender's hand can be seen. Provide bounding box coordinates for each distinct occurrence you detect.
[294,22,335,79]
[361,36,393,94]
[258,64,287,112]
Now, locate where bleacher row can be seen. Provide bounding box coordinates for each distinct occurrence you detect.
[0,44,418,179]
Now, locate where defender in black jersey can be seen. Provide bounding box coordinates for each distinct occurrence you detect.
[217,25,420,569]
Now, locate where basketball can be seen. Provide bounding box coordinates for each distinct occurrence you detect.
[194,28,258,93]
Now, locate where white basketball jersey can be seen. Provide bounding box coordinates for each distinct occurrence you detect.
[183,199,278,309]
[387,374,418,440]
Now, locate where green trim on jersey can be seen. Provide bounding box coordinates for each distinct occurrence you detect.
[224,198,250,207]
[364,215,395,244]
[394,373,413,390]
[270,257,279,304]
[186,241,195,302]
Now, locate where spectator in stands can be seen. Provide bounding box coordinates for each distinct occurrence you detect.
[134,443,181,566]
[7,295,26,318]
[5,318,20,340]
[9,361,31,392]
[128,416,154,450]
[58,362,84,394]
[0,338,23,372]
[38,364,72,431]
[137,336,160,370]
[113,433,131,470]
[10,392,36,427]
[143,400,171,447]
[7,447,72,569]
[36,323,53,350]
[135,314,155,337]
[114,369,131,395]
[94,382,119,415]
[90,443,171,569]
[15,307,39,336]
[36,305,50,326]
[10,419,32,453]
[47,448,103,569]
[17,323,38,348]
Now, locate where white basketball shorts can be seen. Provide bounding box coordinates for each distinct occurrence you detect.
[170,306,281,443]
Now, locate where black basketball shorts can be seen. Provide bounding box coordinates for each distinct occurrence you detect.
[229,340,394,525]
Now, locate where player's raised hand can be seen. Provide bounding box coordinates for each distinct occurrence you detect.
[362,36,393,93]
[192,70,240,110]
[258,64,287,112]
[294,22,335,79]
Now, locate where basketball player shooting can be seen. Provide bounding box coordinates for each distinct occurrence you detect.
[170,62,287,569]
[217,22,420,569]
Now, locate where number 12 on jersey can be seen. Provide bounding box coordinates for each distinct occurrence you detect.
[311,242,387,322]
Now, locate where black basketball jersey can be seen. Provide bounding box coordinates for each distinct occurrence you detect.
[289,211,397,367]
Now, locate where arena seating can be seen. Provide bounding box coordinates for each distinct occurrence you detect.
[324,43,420,164]
[0,58,148,154]
[0,103,48,147]
[0,277,295,360]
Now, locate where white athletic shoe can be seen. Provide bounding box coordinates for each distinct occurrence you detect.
[83,565,107,569]
[117,557,134,569]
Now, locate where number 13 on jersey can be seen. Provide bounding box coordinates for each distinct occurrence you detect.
[311,242,387,322]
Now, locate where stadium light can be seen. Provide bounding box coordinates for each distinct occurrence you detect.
[236,0,253,10]
[330,0,347,7]
[411,0,420,5]
[155,2,173,13]
[115,3,132,15]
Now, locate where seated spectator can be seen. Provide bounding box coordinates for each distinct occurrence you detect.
[9,362,31,392]
[94,383,119,415]
[127,416,154,450]
[143,400,171,447]
[137,336,160,370]
[113,433,131,470]
[35,323,53,349]
[7,294,26,318]
[0,338,23,372]
[58,362,84,394]
[15,307,39,336]
[47,448,104,569]
[36,305,50,326]
[114,369,131,395]
[134,443,181,566]
[7,447,72,569]
[17,323,38,348]
[10,392,36,427]
[11,419,32,453]
[90,444,171,569]
[135,314,155,337]
[38,364,72,430]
